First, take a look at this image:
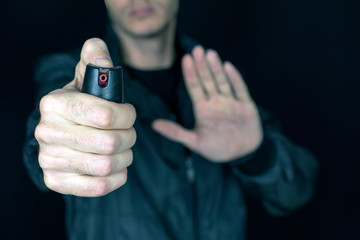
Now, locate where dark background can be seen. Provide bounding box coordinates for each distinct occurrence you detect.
[1,0,359,239]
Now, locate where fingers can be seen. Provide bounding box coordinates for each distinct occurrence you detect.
[39,146,133,177]
[36,123,136,154]
[44,169,128,197]
[35,105,136,197]
[224,62,250,101]
[182,55,206,102]
[182,45,251,102]
[36,118,136,155]
[36,116,135,197]
[193,47,218,97]
[39,90,136,129]
[66,38,113,91]
[206,50,233,96]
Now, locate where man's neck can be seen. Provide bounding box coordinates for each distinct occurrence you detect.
[114,21,176,70]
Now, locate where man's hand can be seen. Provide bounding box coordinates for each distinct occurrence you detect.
[35,38,136,197]
[152,46,263,163]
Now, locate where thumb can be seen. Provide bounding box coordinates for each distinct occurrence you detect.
[65,38,113,91]
[152,119,197,148]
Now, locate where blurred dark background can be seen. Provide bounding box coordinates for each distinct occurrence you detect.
[0,0,359,239]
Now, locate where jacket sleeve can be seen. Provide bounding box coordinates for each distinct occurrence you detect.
[23,51,79,191]
[228,107,319,216]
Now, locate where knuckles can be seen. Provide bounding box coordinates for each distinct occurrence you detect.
[92,107,115,129]
[98,133,120,155]
[123,104,137,129]
[87,169,128,197]
[41,153,130,197]
[39,94,57,114]
[38,152,53,170]
[95,103,136,130]
[124,149,134,168]
[94,150,133,177]
[94,156,116,177]
[34,122,51,143]
[129,128,137,149]
[83,171,128,197]
[43,172,60,193]
[92,178,113,197]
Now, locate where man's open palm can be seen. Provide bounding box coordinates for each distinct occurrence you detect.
[153,46,263,162]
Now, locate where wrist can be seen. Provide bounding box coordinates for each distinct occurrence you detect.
[227,135,275,175]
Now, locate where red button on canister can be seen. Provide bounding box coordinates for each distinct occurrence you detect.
[98,73,109,87]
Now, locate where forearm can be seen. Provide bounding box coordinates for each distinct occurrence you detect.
[229,135,275,175]
[227,106,318,216]
[230,130,318,216]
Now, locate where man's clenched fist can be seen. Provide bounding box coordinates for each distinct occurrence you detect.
[35,38,136,197]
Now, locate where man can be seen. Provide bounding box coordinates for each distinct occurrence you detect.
[23,0,318,239]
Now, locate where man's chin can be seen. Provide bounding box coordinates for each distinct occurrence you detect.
[118,19,174,39]
[127,26,168,39]
[132,30,165,39]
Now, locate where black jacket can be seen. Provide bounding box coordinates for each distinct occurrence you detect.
[23,26,318,240]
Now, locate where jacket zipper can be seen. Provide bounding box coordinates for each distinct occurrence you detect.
[185,157,200,240]
[185,157,195,183]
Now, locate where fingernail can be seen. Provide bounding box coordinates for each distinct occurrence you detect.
[182,55,193,66]
[223,61,231,67]
[206,50,217,61]
[193,45,204,54]
[95,55,113,67]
